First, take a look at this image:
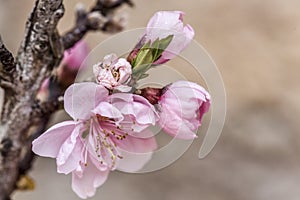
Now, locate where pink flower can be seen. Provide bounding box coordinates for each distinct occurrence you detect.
[93,54,132,92]
[146,11,194,64]
[158,81,210,140]
[63,40,89,70]
[32,82,158,199]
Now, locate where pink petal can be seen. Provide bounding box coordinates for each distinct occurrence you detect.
[57,125,84,174]
[159,24,194,61]
[146,11,184,40]
[160,111,197,140]
[158,81,210,140]
[32,121,77,158]
[114,134,157,153]
[159,97,198,139]
[92,102,124,123]
[72,157,109,199]
[64,82,109,120]
[146,11,195,64]
[170,81,211,101]
[109,93,158,126]
[115,134,156,172]
[102,53,118,67]
[116,147,154,173]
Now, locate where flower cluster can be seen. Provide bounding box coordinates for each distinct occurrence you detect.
[32,11,210,199]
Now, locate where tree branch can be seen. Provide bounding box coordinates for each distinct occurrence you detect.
[31,97,64,120]
[62,0,132,49]
[92,0,133,15]
[0,35,16,81]
[0,1,65,199]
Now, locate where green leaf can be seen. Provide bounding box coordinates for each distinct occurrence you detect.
[132,42,151,67]
[159,35,173,51]
[131,35,174,82]
[156,35,173,60]
[151,38,161,61]
[132,63,151,76]
[132,41,154,77]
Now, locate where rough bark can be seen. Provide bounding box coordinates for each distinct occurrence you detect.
[0,0,131,199]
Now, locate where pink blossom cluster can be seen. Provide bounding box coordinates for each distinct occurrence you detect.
[32,11,211,199]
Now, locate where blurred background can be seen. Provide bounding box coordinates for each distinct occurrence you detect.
[1,0,300,199]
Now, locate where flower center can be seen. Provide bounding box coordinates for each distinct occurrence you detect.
[111,69,120,81]
[83,115,128,169]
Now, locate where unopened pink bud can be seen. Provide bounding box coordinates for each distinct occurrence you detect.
[158,81,210,139]
[63,40,89,70]
[145,11,194,64]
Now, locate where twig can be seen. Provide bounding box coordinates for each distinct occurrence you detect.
[0,35,16,80]
[62,0,132,49]
[91,0,133,16]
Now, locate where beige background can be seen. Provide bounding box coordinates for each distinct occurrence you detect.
[1,0,300,199]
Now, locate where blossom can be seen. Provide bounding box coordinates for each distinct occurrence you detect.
[93,54,132,92]
[32,82,158,199]
[146,11,194,64]
[158,81,210,139]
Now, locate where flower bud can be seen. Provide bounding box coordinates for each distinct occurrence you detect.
[144,11,194,64]
[93,54,132,92]
[158,81,210,139]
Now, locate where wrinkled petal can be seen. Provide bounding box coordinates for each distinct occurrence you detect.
[159,110,197,140]
[57,124,84,174]
[64,82,109,120]
[108,93,158,126]
[32,121,77,158]
[72,156,109,199]
[92,102,124,123]
[102,53,118,67]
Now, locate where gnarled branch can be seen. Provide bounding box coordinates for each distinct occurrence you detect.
[0,1,65,199]
[0,35,16,82]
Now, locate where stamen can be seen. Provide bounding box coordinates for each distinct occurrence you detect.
[88,114,131,169]
[93,119,121,168]
[112,69,120,81]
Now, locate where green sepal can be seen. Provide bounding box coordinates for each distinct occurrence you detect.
[132,41,152,68]
[131,35,174,82]
[151,35,173,61]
